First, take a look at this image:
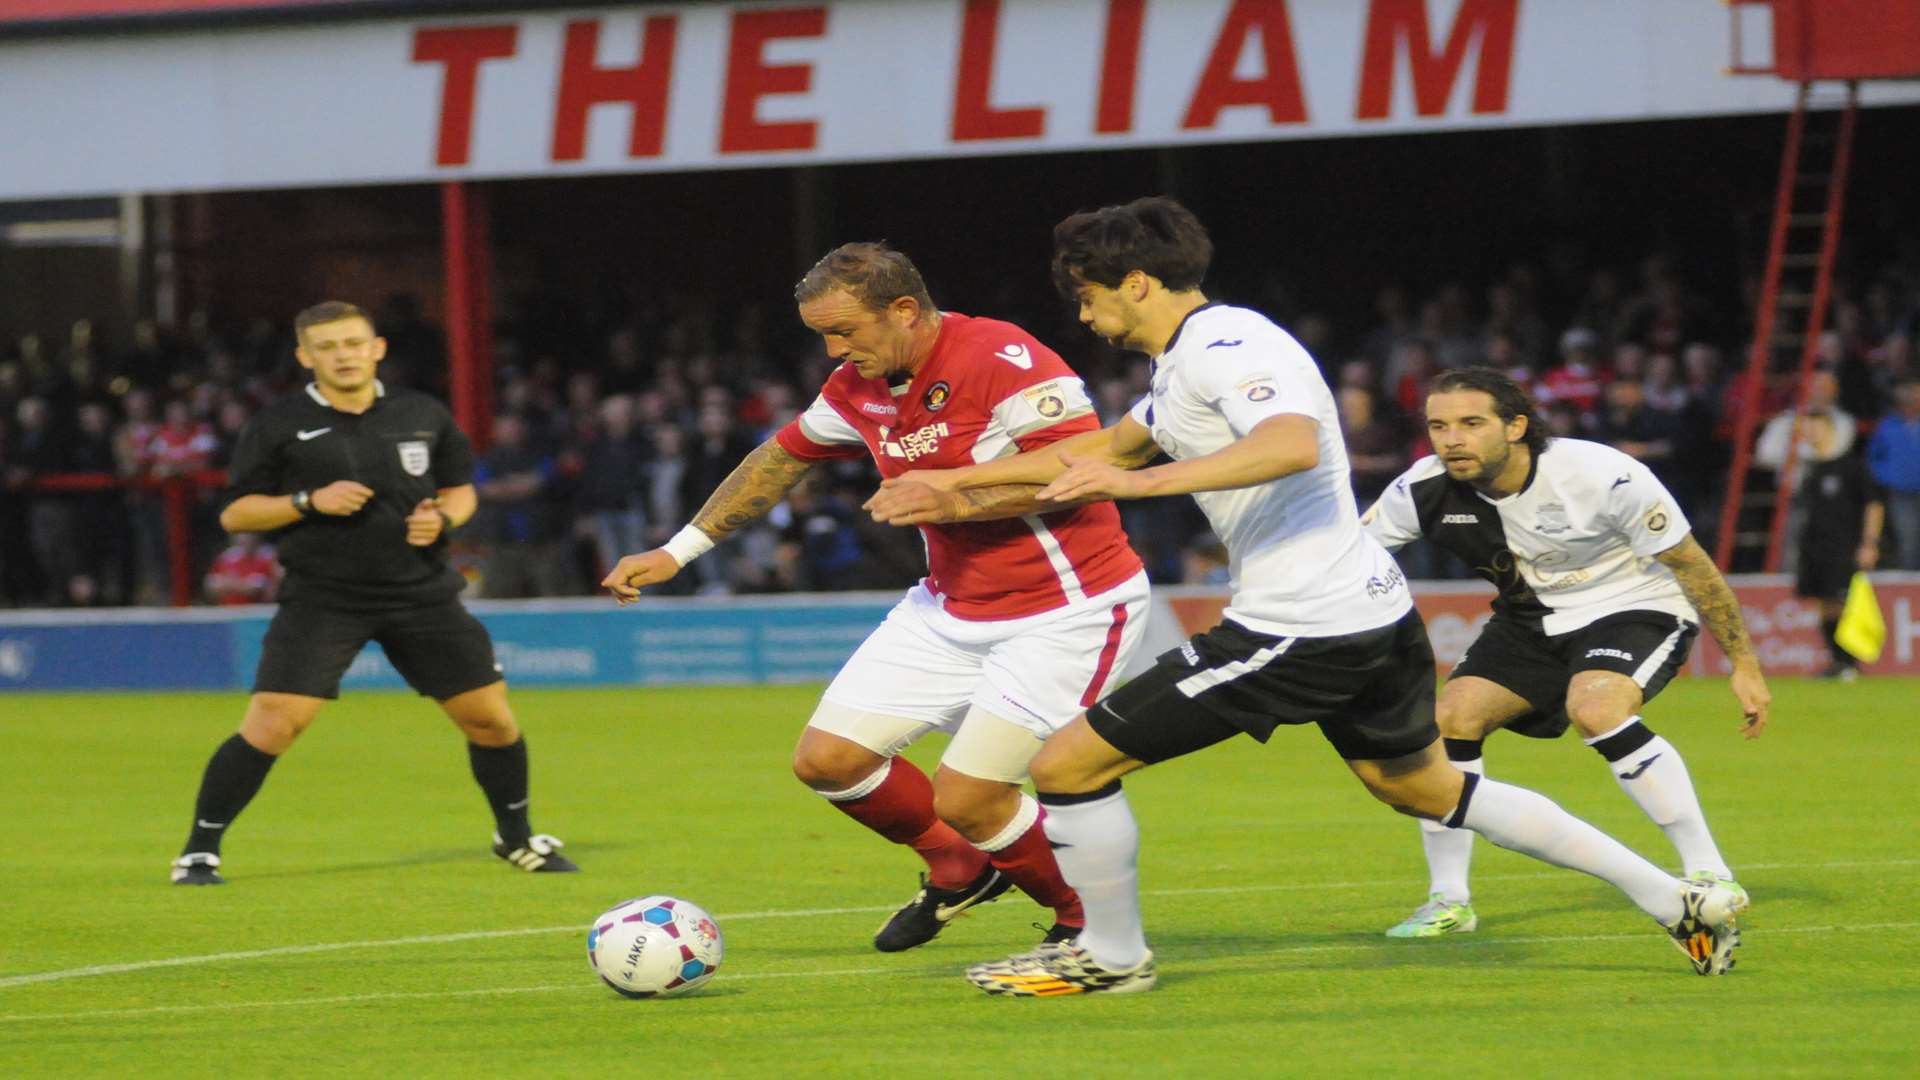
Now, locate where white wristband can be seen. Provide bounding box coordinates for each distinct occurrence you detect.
[662,525,716,567]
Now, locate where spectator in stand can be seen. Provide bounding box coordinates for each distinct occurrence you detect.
[114,388,169,604]
[472,413,563,598]
[0,412,41,605]
[1358,285,1412,367]
[14,397,70,605]
[149,398,217,479]
[1572,268,1625,347]
[1595,379,1693,509]
[1868,374,1920,570]
[1643,352,1689,414]
[1485,282,1548,366]
[205,532,282,605]
[1619,254,1701,353]
[211,398,252,468]
[1482,331,1535,394]
[639,422,698,596]
[682,404,758,593]
[1339,385,1407,508]
[775,474,865,592]
[1538,327,1606,420]
[573,394,651,580]
[1388,338,1437,418]
[67,401,131,605]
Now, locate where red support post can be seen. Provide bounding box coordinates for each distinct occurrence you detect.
[1763,81,1857,571]
[441,181,496,451]
[164,478,194,607]
[1714,83,1807,570]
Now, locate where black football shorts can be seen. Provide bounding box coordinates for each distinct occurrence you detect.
[1088,607,1439,763]
[253,598,502,701]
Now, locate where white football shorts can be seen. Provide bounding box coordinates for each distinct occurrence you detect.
[814,571,1150,746]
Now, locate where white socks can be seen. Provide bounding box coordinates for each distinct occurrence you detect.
[1038,784,1149,969]
[1453,775,1685,925]
[1420,753,1481,903]
[1587,717,1731,879]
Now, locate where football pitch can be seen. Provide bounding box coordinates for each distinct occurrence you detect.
[5,679,1917,1078]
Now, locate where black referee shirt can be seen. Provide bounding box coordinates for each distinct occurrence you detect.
[1801,451,1883,550]
[223,382,475,609]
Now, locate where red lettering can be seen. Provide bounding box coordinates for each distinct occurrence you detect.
[720,7,827,154]
[951,0,1045,142]
[1181,0,1307,130]
[1355,0,1517,120]
[1096,0,1144,134]
[551,17,678,163]
[411,25,519,167]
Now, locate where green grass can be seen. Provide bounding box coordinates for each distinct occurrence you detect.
[4,679,1918,1078]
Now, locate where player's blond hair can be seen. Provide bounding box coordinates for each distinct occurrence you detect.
[794,243,934,314]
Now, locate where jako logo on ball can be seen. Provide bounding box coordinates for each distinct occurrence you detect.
[587,896,724,998]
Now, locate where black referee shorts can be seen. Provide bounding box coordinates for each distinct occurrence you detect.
[1795,545,1854,603]
[253,599,503,701]
[1450,610,1698,738]
[1088,607,1439,764]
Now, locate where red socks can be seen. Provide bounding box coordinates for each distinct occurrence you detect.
[827,758,986,889]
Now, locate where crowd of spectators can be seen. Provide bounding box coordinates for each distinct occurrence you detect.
[4,253,1920,609]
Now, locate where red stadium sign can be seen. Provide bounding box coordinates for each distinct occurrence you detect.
[5,0,1920,198]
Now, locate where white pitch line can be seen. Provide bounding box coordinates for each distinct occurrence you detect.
[3,857,1914,990]
[3,922,1916,1027]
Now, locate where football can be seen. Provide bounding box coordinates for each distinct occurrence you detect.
[587,896,725,998]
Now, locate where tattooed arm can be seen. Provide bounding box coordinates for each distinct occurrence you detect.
[1655,535,1772,738]
[601,438,815,602]
[687,439,817,539]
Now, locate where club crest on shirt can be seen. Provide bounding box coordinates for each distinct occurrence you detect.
[924,381,951,411]
[398,440,431,476]
[1535,501,1570,535]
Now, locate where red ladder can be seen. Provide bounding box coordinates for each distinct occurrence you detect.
[1713,79,1858,572]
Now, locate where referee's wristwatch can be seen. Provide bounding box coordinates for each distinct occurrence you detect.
[292,490,317,518]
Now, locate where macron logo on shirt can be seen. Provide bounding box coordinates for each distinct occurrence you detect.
[994,344,1033,369]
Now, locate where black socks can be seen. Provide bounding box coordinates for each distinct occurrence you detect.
[184,734,278,855]
[469,737,532,847]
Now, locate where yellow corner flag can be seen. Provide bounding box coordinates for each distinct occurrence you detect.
[1834,572,1887,664]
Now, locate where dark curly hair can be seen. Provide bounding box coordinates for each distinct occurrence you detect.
[1050,196,1212,300]
[1429,366,1551,456]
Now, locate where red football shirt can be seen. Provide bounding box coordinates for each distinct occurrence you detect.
[776,313,1142,620]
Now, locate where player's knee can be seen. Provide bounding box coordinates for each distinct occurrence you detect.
[1027,742,1091,794]
[791,742,874,792]
[1361,775,1452,820]
[455,712,518,746]
[1434,700,1487,740]
[1564,698,1628,739]
[242,696,315,751]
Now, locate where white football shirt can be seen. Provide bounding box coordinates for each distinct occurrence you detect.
[1128,304,1412,637]
[1362,438,1697,636]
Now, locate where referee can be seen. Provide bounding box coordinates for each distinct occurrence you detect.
[170,301,576,885]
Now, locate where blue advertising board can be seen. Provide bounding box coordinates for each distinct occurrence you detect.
[0,596,899,692]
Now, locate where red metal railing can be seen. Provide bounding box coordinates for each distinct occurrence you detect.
[29,470,227,607]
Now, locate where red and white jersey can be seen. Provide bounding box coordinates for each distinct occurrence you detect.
[776,312,1142,621]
